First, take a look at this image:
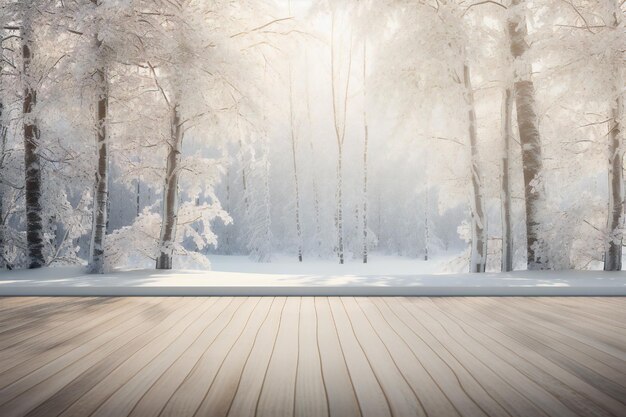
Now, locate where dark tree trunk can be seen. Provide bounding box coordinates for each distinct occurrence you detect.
[0,101,9,269]
[507,0,547,269]
[603,2,624,271]
[501,87,514,272]
[88,16,109,273]
[464,63,487,273]
[22,28,44,269]
[156,104,183,270]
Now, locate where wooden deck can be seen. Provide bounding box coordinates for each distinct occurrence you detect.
[0,297,625,417]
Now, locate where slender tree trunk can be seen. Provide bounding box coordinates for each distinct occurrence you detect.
[88,16,109,273]
[362,41,368,264]
[330,13,351,264]
[262,136,272,261]
[136,179,140,217]
[22,20,44,269]
[156,104,183,270]
[336,149,344,264]
[288,67,303,262]
[304,52,322,254]
[225,166,231,253]
[501,87,514,271]
[507,0,547,269]
[424,183,429,261]
[238,135,250,217]
[0,101,8,270]
[603,1,624,271]
[463,63,487,273]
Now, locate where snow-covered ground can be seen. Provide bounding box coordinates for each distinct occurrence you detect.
[0,254,624,296]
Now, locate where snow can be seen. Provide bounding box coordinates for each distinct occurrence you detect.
[0,255,624,296]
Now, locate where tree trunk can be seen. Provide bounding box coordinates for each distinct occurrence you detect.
[424,183,429,261]
[304,52,322,255]
[336,149,344,264]
[464,63,487,273]
[501,87,514,271]
[88,20,109,274]
[288,68,303,262]
[22,21,45,269]
[262,137,272,261]
[362,41,368,264]
[0,101,8,270]
[156,104,183,270]
[507,0,547,269]
[603,1,624,271]
[330,12,350,265]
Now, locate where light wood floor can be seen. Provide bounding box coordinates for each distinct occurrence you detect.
[0,297,625,417]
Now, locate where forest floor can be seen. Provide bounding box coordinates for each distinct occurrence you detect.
[0,254,625,296]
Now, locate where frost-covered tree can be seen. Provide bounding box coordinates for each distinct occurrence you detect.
[602,0,624,271]
[506,0,549,270]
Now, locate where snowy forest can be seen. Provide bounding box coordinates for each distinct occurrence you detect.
[0,0,624,274]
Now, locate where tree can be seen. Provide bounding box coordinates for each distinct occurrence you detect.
[361,40,369,264]
[603,0,624,271]
[20,8,44,268]
[0,100,9,269]
[87,0,109,273]
[463,62,488,272]
[500,87,514,271]
[288,67,303,262]
[153,83,183,270]
[507,0,548,269]
[330,9,352,264]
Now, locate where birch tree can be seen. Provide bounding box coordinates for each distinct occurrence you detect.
[500,87,514,271]
[330,9,352,264]
[361,40,369,264]
[21,7,45,269]
[87,0,109,273]
[603,0,624,271]
[507,0,548,269]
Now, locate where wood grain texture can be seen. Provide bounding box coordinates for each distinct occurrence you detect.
[0,296,623,417]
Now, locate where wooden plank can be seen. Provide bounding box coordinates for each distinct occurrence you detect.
[57,298,232,417]
[340,297,426,417]
[22,298,204,417]
[0,299,152,393]
[521,298,626,345]
[0,298,87,332]
[0,302,150,387]
[535,298,626,328]
[372,297,504,417]
[93,297,255,417]
[255,297,301,417]
[355,297,466,417]
[134,297,266,417]
[509,299,626,356]
[0,298,129,353]
[470,298,626,401]
[477,298,626,372]
[440,298,625,417]
[313,297,360,417]
[0,296,621,417]
[0,296,185,416]
[226,297,287,417]
[192,297,278,417]
[294,297,328,417]
[0,298,140,360]
[326,297,391,417]
[417,298,579,417]
[387,298,548,417]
